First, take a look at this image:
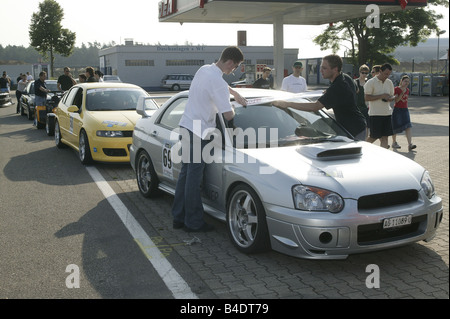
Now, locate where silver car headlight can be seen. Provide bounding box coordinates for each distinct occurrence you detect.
[96,130,124,137]
[293,185,344,213]
[421,171,435,199]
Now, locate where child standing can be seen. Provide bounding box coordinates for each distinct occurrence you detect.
[391,75,416,151]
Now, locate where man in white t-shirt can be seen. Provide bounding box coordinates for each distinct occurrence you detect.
[364,63,395,149]
[281,61,307,93]
[172,46,247,233]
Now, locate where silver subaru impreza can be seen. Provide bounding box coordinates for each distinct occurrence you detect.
[130,89,443,260]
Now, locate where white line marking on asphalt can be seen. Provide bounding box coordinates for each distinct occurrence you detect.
[86,166,198,299]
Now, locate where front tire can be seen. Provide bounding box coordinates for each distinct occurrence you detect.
[226,184,270,254]
[79,130,93,164]
[27,106,33,120]
[136,150,160,198]
[54,120,65,149]
[46,116,55,136]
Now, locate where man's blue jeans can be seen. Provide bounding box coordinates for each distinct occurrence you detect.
[34,95,47,126]
[172,129,209,229]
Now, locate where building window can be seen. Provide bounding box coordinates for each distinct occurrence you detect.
[243,59,252,65]
[166,59,204,66]
[125,60,155,67]
[256,59,273,65]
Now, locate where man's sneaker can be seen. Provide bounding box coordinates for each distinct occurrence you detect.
[408,144,417,151]
[183,223,215,233]
[392,142,401,149]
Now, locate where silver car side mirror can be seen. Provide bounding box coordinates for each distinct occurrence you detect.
[137,96,160,117]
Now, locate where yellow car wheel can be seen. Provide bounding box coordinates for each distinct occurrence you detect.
[54,120,65,149]
[79,130,93,165]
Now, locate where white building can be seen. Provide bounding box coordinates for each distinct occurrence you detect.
[98,42,299,89]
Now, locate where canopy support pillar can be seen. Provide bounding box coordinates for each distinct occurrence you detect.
[273,14,285,89]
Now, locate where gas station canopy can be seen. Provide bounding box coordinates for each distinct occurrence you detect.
[158,0,427,25]
[158,0,428,87]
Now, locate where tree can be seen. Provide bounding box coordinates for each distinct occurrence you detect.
[29,0,76,77]
[313,0,449,68]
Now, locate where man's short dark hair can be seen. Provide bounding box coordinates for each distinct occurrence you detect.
[323,54,343,73]
[380,63,393,71]
[219,46,244,64]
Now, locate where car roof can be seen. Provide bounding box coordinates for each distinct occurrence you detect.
[73,82,142,89]
[175,88,306,99]
[232,88,297,99]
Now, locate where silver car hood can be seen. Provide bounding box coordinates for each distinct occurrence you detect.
[241,141,425,199]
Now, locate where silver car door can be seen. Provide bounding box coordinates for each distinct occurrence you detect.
[201,114,228,212]
[150,97,187,187]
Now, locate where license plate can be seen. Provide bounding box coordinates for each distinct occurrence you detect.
[383,215,412,229]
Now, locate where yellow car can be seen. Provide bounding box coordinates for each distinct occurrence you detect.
[54,83,151,164]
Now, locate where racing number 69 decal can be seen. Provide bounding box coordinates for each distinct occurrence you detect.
[162,143,173,180]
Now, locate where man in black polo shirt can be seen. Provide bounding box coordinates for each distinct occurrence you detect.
[57,67,76,91]
[34,71,50,126]
[273,54,366,140]
[252,67,273,89]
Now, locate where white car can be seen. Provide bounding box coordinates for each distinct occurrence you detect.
[103,75,122,83]
[130,89,443,259]
[160,74,193,91]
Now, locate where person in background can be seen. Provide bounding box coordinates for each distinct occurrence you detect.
[16,73,23,84]
[0,71,10,93]
[281,61,307,93]
[94,70,104,82]
[273,54,366,141]
[355,64,370,137]
[33,71,50,126]
[57,67,76,91]
[85,67,97,82]
[364,63,395,149]
[391,75,416,151]
[370,65,381,78]
[78,74,87,83]
[252,67,273,89]
[16,74,28,113]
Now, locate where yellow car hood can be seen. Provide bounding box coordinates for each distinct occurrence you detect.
[89,110,142,128]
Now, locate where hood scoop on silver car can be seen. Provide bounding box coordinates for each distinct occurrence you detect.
[298,145,362,161]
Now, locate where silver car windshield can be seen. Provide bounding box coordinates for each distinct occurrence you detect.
[227,103,350,149]
[86,88,147,111]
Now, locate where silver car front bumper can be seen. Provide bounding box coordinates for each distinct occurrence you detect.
[264,194,443,260]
